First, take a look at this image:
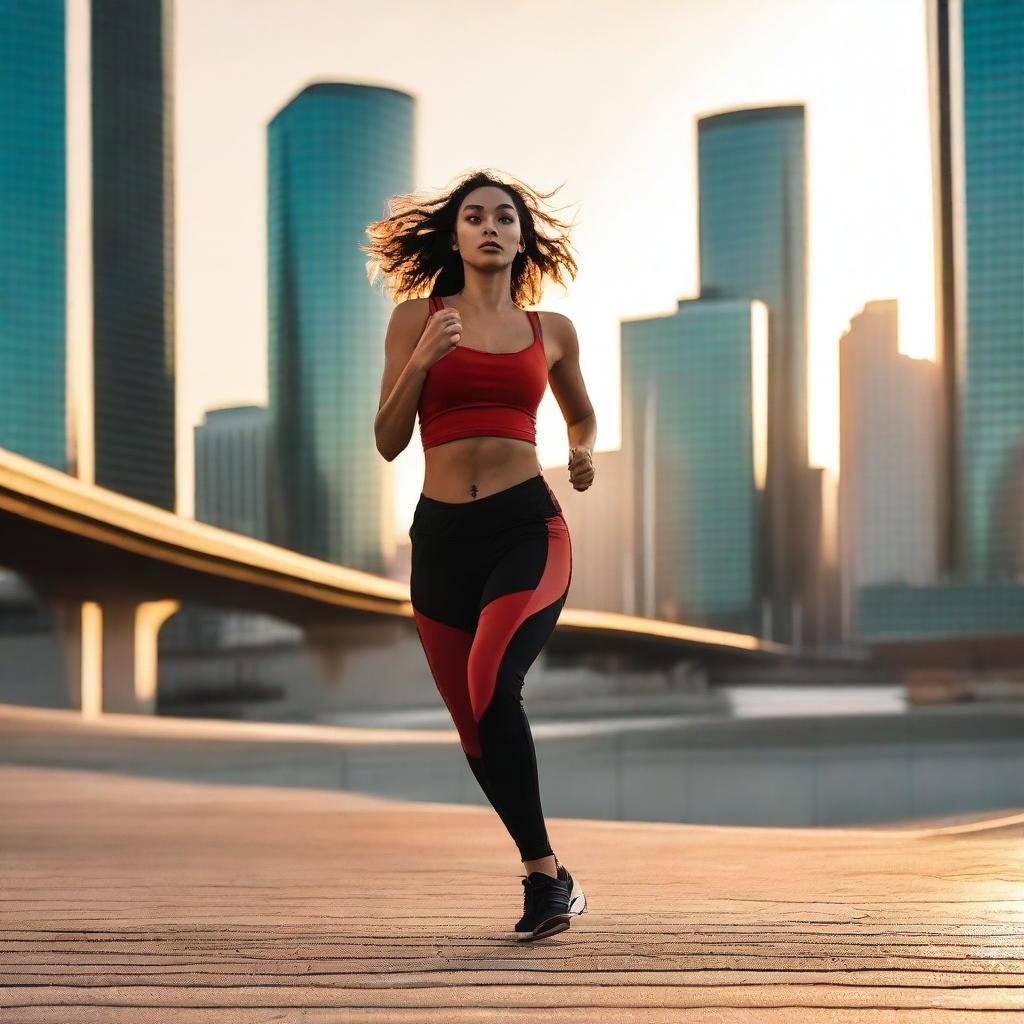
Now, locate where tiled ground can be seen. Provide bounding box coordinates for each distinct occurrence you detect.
[2,708,1024,1022]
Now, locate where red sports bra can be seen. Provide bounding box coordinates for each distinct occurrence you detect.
[417,295,548,451]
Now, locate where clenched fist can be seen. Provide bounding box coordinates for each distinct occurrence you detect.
[568,446,594,492]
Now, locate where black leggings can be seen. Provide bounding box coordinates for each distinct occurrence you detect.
[408,472,573,863]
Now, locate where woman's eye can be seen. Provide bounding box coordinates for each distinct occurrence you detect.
[467,216,513,223]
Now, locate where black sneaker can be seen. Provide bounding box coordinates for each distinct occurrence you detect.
[557,862,587,916]
[513,871,571,942]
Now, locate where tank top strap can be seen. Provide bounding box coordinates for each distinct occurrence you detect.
[424,295,443,333]
[525,309,542,344]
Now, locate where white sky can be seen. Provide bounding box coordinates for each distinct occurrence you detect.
[173,0,936,526]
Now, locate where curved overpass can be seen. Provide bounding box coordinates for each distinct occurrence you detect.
[0,446,794,716]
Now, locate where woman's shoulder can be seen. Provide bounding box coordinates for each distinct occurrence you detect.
[392,295,434,324]
[533,310,578,364]
[397,295,433,311]
[533,309,575,339]
[533,309,573,327]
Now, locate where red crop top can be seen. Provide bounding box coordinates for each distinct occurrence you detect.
[417,295,549,451]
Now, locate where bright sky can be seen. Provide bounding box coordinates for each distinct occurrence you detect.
[174,0,936,526]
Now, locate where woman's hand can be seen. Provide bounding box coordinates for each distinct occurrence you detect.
[411,305,463,371]
[568,446,594,491]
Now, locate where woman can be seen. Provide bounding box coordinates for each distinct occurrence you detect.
[365,169,597,942]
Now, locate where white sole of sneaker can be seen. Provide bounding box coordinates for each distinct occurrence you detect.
[514,913,571,942]
[567,878,587,915]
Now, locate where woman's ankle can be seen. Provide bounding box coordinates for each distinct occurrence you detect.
[523,854,558,878]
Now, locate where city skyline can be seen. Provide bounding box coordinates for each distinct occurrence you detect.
[0,0,1020,723]
[170,0,936,526]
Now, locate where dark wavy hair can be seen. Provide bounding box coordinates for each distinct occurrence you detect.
[360,168,579,307]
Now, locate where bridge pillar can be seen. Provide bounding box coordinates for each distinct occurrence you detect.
[51,599,103,716]
[50,595,179,716]
[101,597,180,714]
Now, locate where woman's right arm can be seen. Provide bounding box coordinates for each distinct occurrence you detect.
[375,299,430,462]
[375,298,463,460]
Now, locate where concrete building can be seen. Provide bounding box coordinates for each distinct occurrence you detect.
[838,300,941,638]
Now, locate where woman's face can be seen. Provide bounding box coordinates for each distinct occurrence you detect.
[453,186,523,269]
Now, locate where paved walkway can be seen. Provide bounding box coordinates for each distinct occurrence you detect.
[2,711,1024,1021]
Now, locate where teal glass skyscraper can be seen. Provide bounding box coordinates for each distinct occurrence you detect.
[91,0,177,510]
[621,298,769,633]
[697,105,807,643]
[857,0,1023,641]
[267,84,413,569]
[944,0,1023,580]
[0,1,66,470]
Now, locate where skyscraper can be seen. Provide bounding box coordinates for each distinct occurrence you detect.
[838,300,941,637]
[194,405,270,541]
[859,0,1024,646]
[621,298,769,634]
[177,403,296,653]
[267,83,414,569]
[90,0,177,510]
[0,1,66,470]
[696,105,808,642]
[799,465,841,650]
[928,0,1024,581]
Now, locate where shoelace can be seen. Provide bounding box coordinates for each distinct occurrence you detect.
[522,875,546,905]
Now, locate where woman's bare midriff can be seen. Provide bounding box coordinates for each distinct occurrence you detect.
[422,435,543,502]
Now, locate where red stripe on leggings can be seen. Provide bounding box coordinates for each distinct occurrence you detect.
[468,515,571,721]
[412,611,480,756]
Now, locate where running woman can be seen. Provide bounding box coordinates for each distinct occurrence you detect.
[365,170,597,941]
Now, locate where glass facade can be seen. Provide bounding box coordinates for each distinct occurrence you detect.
[865,0,1024,642]
[91,0,176,510]
[194,405,269,541]
[859,581,1024,639]
[267,84,413,569]
[697,105,807,643]
[0,1,66,469]
[621,298,768,634]
[957,0,1024,581]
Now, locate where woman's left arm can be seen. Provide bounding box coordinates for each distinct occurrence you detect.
[546,313,596,492]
